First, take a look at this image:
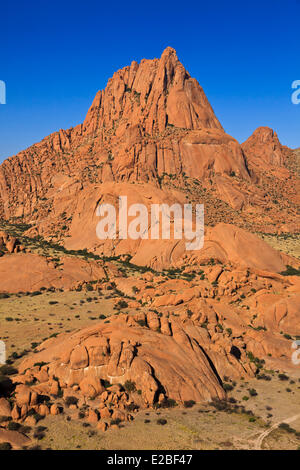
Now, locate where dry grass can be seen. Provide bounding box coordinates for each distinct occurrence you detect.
[257,233,300,259]
[0,290,116,360]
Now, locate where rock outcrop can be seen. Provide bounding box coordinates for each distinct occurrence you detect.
[18,313,228,404]
[0,49,298,240]
[242,126,289,169]
[0,253,106,293]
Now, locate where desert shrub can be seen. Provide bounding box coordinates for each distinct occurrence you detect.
[125,403,138,412]
[0,442,12,450]
[157,418,167,425]
[64,396,78,407]
[116,300,128,309]
[7,421,21,431]
[278,374,289,381]
[246,352,265,369]
[211,399,230,412]
[101,379,111,388]
[19,425,32,434]
[136,319,147,327]
[183,400,196,408]
[160,398,177,408]
[111,418,121,426]
[248,388,258,397]
[0,293,10,299]
[280,265,300,276]
[257,374,271,381]
[33,430,45,440]
[124,380,136,393]
[36,425,47,433]
[33,362,48,368]
[279,423,296,434]
[31,291,42,296]
[223,383,234,392]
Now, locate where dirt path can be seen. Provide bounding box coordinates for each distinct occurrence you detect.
[254,414,300,450]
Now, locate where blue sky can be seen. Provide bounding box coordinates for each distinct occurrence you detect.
[0,0,299,162]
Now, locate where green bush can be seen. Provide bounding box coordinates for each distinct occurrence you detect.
[157,418,167,425]
[280,265,300,276]
[0,442,12,450]
[183,400,196,408]
[0,293,10,299]
[124,380,136,393]
[116,300,128,309]
[7,421,21,431]
[65,396,78,407]
[223,383,234,392]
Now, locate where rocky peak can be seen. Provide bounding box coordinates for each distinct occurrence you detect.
[242,126,287,167]
[83,47,223,136]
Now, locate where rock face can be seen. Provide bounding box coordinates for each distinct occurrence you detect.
[242,126,288,169]
[84,46,223,135]
[0,47,226,220]
[0,47,250,228]
[64,178,298,270]
[0,253,106,293]
[0,231,26,255]
[0,48,298,240]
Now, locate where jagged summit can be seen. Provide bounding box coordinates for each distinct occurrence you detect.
[83,46,223,136]
[0,49,297,239]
